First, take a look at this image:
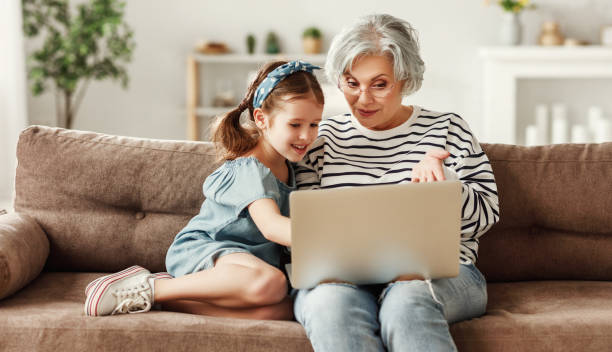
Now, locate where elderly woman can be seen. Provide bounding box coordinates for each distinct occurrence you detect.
[293,14,500,351]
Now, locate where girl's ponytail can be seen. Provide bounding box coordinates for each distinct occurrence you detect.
[211,97,258,161]
[211,61,286,161]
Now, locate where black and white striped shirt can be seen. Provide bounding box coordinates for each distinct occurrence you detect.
[295,106,500,264]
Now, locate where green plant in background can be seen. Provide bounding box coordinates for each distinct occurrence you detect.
[246,33,256,54]
[265,32,280,54]
[22,0,135,129]
[302,27,321,39]
[495,0,535,13]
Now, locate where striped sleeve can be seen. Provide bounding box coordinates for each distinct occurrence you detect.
[444,115,500,263]
[295,136,325,190]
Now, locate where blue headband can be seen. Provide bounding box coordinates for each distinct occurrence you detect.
[252,60,321,109]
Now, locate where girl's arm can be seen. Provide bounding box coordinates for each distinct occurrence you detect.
[248,198,291,246]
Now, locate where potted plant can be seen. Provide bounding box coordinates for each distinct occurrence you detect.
[302,27,322,54]
[246,33,256,54]
[265,32,280,54]
[486,0,536,46]
[22,0,135,129]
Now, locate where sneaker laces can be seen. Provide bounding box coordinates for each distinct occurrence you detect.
[111,282,152,315]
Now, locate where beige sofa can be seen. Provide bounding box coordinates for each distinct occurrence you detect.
[1,125,611,351]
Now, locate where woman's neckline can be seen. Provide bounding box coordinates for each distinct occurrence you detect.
[349,105,420,138]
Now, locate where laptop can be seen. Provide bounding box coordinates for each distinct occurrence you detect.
[287,181,461,289]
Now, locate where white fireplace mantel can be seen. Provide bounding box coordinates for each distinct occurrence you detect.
[480,46,612,144]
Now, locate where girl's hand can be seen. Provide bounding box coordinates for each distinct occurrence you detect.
[411,149,451,183]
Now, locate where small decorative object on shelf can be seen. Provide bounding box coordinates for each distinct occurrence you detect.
[538,21,564,46]
[0,209,7,216]
[196,40,230,54]
[563,38,588,46]
[486,0,536,46]
[601,25,612,46]
[212,79,236,107]
[246,34,256,54]
[302,27,322,54]
[265,32,281,54]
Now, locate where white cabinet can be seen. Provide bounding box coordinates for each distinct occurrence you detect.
[480,46,612,144]
[186,53,326,141]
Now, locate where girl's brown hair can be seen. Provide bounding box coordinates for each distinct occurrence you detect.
[211,60,325,161]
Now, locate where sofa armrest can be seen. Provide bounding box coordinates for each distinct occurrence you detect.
[0,212,49,300]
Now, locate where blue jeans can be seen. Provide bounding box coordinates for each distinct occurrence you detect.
[293,263,487,352]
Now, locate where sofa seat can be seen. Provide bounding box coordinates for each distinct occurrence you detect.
[451,281,612,351]
[0,272,313,352]
[1,272,610,352]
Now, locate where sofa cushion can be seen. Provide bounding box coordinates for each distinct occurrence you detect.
[1,272,610,351]
[0,212,49,300]
[15,126,221,272]
[0,272,313,352]
[450,281,612,351]
[478,143,612,281]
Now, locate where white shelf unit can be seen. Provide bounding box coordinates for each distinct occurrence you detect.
[186,53,327,141]
[480,46,612,144]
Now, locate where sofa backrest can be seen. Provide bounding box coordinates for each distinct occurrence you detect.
[15,126,220,272]
[15,126,612,280]
[478,142,612,282]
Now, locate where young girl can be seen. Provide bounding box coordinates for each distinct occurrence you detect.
[84,60,324,320]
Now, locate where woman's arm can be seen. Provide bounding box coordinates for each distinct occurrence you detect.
[411,116,500,244]
[443,116,500,245]
[248,198,291,247]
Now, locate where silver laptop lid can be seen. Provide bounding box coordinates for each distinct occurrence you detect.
[289,181,461,289]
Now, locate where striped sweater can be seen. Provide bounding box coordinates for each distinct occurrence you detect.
[295,106,500,264]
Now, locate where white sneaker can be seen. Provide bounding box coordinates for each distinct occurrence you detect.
[84,266,158,316]
[85,270,172,297]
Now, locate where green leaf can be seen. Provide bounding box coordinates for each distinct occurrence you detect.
[23,0,135,118]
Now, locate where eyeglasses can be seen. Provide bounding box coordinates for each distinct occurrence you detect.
[338,80,396,99]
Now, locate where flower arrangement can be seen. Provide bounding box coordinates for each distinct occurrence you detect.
[487,0,535,13]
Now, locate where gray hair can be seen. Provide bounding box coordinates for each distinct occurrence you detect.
[325,14,425,96]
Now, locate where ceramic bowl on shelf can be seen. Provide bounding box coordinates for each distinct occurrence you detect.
[195,40,230,54]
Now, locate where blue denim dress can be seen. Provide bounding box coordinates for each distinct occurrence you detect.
[165,157,295,277]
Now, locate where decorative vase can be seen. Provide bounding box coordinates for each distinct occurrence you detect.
[499,12,522,46]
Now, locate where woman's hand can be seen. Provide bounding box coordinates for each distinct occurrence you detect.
[411,148,450,183]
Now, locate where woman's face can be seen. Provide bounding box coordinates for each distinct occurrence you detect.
[341,55,409,131]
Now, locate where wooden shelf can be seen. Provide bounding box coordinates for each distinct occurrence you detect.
[479,46,612,61]
[192,53,326,64]
[186,53,327,141]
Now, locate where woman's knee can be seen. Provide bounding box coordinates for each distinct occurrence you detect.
[380,281,443,324]
[297,283,374,326]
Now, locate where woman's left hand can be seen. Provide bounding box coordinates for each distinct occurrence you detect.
[411,148,450,183]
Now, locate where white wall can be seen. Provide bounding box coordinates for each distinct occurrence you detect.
[24,0,612,142]
[1,0,28,205]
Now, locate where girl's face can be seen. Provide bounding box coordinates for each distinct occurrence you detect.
[341,55,409,131]
[257,96,323,162]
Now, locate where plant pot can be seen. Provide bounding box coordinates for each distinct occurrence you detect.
[499,12,522,46]
[303,37,322,54]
